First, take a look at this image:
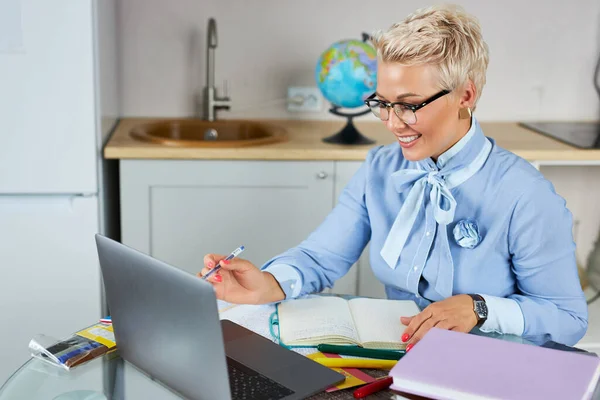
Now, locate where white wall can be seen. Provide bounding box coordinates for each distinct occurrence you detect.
[117,0,600,122]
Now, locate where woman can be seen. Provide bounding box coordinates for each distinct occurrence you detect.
[199,4,587,348]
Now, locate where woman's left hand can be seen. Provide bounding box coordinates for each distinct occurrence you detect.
[401,294,478,350]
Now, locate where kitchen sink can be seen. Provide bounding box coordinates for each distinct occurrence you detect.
[129,119,288,147]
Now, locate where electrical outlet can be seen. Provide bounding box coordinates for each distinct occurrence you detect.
[287,87,323,112]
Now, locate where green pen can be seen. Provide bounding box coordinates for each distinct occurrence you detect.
[317,344,405,360]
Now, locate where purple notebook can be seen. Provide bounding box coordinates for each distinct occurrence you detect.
[390,328,600,400]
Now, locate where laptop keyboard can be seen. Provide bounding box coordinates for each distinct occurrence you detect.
[227,357,294,400]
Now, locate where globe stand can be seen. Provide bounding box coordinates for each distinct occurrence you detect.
[322,106,375,145]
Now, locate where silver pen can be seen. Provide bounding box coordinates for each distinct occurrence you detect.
[202,245,245,281]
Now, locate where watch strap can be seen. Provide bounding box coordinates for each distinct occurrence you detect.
[469,294,485,303]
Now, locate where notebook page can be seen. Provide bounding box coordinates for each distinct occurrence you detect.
[278,296,359,343]
[348,298,420,346]
[217,299,239,313]
[220,303,276,342]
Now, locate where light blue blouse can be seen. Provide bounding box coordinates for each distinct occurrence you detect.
[261,117,587,346]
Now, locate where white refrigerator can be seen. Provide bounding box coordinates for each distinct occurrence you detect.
[0,0,118,387]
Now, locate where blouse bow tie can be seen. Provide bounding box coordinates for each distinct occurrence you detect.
[380,138,492,299]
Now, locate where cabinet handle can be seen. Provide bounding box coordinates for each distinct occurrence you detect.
[317,171,328,180]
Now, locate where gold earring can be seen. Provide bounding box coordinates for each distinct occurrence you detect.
[459,107,472,119]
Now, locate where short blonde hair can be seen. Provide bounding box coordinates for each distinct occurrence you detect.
[371,4,489,109]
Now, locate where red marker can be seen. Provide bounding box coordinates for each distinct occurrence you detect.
[353,376,393,398]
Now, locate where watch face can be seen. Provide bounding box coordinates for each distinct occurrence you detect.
[475,301,488,319]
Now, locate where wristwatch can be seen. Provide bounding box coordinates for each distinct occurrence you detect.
[468,294,488,328]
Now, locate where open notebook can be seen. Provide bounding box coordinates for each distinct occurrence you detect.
[276,296,420,350]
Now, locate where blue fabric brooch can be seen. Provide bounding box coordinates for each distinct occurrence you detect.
[453,219,481,249]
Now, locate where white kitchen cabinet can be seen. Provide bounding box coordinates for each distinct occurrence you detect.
[119,159,338,399]
[328,161,386,299]
[118,158,398,302]
[119,159,390,300]
[118,159,600,298]
[120,160,335,274]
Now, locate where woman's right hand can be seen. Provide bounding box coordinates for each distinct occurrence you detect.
[197,254,285,304]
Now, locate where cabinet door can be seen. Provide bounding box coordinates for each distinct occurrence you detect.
[0,195,102,387]
[331,162,386,299]
[119,159,336,398]
[120,160,335,277]
[119,160,337,399]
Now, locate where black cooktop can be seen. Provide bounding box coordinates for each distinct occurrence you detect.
[519,121,600,149]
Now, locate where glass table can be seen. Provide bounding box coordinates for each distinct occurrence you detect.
[0,354,121,400]
[2,330,599,400]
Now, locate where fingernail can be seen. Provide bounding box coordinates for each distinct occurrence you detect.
[406,344,414,352]
[208,262,214,268]
[215,275,222,282]
[402,334,410,342]
[222,259,230,265]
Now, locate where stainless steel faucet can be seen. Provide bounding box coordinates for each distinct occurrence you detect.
[202,18,231,121]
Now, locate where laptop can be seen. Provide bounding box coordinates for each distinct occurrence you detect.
[95,234,344,400]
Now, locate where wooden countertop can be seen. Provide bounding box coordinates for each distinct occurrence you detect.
[104,118,600,161]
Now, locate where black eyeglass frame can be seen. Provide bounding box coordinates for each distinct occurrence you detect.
[364,89,451,119]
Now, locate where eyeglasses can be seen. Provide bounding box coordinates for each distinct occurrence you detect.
[364,90,451,125]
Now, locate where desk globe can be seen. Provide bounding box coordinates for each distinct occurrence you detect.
[315,34,378,145]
